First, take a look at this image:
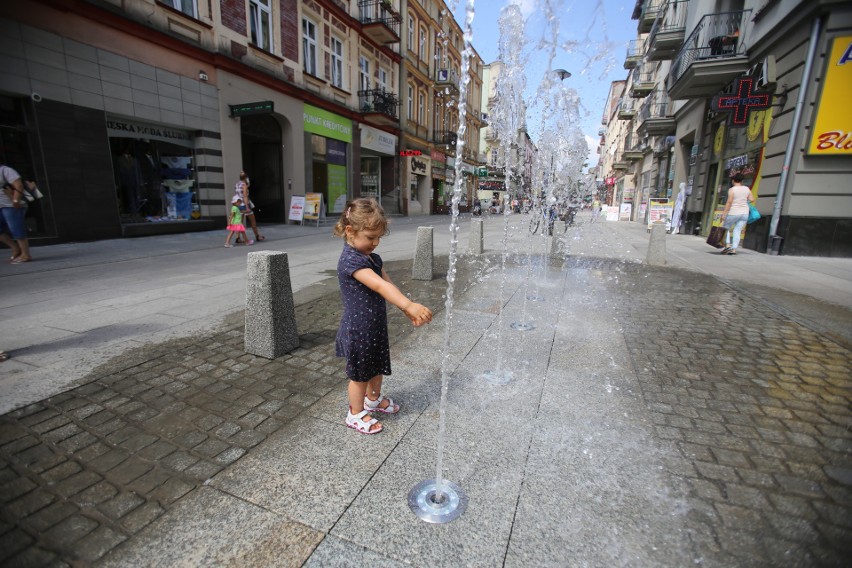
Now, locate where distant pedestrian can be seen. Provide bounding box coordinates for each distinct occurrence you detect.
[0,164,33,264]
[720,173,754,255]
[234,170,265,242]
[224,196,252,247]
[333,198,432,434]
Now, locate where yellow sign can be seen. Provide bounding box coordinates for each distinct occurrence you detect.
[808,36,852,155]
[304,193,322,220]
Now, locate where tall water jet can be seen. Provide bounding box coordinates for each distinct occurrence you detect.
[408,0,475,525]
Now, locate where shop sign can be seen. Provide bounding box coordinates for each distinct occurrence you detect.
[808,35,852,155]
[304,193,322,220]
[459,162,475,176]
[229,100,273,117]
[476,167,488,177]
[410,155,430,176]
[711,76,770,127]
[431,149,447,163]
[361,124,396,154]
[106,117,193,148]
[400,149,422,156]
[327,139,347,166]
[726,154,748,170]
[303,104,352,143]
[605,177,616,185]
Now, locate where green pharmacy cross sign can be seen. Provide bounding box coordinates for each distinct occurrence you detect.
[477,167,488,177]
[229,101,274,118]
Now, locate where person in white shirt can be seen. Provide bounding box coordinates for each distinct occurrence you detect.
[719,172,755,255]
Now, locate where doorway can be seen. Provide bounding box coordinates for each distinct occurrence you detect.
[240,114,284,222]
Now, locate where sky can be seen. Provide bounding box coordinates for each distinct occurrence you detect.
[451,0,639,168]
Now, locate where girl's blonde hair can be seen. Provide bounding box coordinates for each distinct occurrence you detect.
[332,198,388,239]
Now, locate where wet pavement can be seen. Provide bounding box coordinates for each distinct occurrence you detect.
[1,215,851,567]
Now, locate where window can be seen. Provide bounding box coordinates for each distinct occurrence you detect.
[418,91,425,124]
[250,0,272,51]
[169,0,197,18]
[408,16,414,51]
[407,85,414,120]
[331,37,344,88]
[302,18,317,75]
[419,28,427,61]
[359,57,370,92]
[378,68,388,92]
[436,43,443,67]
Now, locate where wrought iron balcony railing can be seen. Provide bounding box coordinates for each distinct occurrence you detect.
[358,0,401,43]
[358,89,398,119]
[433,130,458,147]
[669,10,751,87]
[639,90,672,121]
[647,0,688,43]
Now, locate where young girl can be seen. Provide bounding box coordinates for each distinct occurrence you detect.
[225,196,253,247]
[333,198,432,434]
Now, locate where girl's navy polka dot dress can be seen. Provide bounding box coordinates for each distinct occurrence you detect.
[336,244,391,381]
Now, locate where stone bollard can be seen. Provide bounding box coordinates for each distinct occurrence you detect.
[549,234,561,257]
[412,226,434,281]
[646,224,667,266]
[469,218,484,255]
[244,251,299,358]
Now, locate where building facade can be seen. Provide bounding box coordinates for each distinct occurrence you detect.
[0,0,482,245]
[600,0,852,256]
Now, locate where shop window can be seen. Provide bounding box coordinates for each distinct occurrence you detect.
[250,0,273,52]
[360,157,380,199]
[109,137,197,223]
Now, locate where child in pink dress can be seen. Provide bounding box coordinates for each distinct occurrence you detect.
[225,197,253,247]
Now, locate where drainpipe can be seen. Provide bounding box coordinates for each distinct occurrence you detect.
[767,15,821,255]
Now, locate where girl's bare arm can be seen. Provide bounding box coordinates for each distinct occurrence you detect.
[353,268,432,326]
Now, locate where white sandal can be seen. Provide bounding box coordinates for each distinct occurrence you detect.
[364,394,399,414]
[346,410,382,434]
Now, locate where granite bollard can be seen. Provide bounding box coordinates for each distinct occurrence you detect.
[412,226,434,281]
[244,251,299,358]
[469,218,484,255]
[647,223,667,266]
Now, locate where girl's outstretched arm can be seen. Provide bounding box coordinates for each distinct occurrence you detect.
[353,268,432,326]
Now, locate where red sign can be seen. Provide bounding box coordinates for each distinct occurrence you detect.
[400,150,422,156]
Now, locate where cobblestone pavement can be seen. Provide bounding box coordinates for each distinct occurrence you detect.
[1,254,851,567]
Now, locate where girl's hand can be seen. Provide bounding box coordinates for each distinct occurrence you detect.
[403,302,432,327]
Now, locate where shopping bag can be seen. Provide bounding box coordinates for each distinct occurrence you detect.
[706,225,726,248]
[747,203,761,224]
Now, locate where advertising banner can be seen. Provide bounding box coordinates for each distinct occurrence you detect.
[605,206,619,221]
[288,195,305,221]
[648,198,673,231]
[328,164,348,214]
[303,104,352,143]
[619,203,632,221]
[304,193,323,220]
[808,35,852,155]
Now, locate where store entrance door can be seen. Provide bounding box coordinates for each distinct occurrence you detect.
[241,115,284,222]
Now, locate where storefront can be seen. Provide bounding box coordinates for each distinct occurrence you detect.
[359,124,398,212]
[304,104,352,218]
[431,149,448,214]
[402,148,431,215]
[107,117,198,223]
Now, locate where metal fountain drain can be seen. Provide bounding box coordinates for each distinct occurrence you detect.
[408,479,468,524]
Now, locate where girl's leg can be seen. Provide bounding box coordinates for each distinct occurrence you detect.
[347,379,381,433]
[365,375,399,412]
[348,379,369,414]
[225,230,234,245]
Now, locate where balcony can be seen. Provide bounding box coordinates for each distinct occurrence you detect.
[646,0,687,61]
[638,90,676,136]
[617,98,636,120]
[637,0,663,34]
[668,10,752,100]
[623,139,644,162]
[358,89,399,127]
[433,130,458,147]
[624,38,644,69]
[630,63,656,98]
[434,68,460,95]
[358,0,400,44]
